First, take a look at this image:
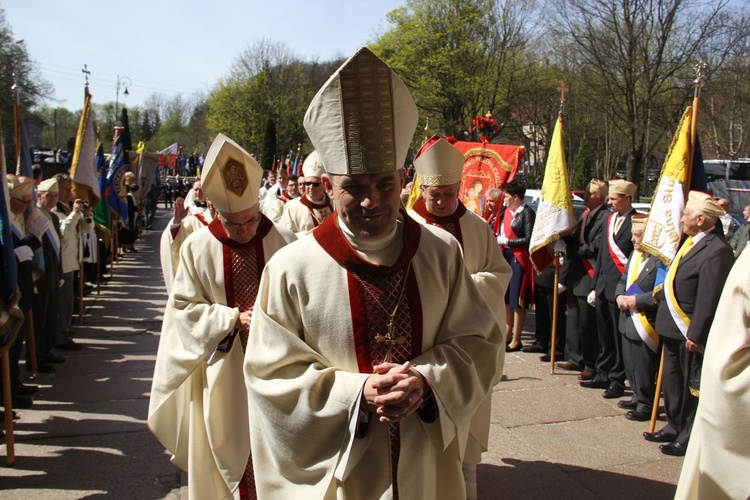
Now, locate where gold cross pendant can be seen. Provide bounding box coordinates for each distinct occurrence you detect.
[375,320,406,364]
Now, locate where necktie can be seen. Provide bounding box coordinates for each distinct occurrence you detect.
[614,215,623,234]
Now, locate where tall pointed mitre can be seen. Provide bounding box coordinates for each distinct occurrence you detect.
[201,133,262,214]
[413,135,465,186]
[303,47,419,175]
[302,150,326,179]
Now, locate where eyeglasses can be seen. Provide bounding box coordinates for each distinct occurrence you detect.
[12,197,33,205]
[303,182,321,187]
[219,214,262,228]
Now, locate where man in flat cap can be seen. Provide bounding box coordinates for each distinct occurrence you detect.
[644,191,733,456]
[148,134,296,499]
[613,213,664,421]
[279,150,333,236]
[245,47,502,499]
[582,179,637,400]
[408,134,511,499]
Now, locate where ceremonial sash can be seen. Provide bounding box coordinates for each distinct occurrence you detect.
[300,194,333,228]
[626,251,658,352]
[606,213,628,274]
[502,208,534,307]
[194,213,209,226]
[664,236,694,339]
[578,209,596,278]
[45,227,61,260]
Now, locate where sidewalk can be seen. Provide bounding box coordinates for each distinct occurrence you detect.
[1,211,683,498]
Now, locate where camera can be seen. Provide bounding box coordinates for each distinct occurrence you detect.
[82,200,90,209]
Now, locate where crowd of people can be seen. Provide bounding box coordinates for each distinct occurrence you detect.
[145,48,750,499]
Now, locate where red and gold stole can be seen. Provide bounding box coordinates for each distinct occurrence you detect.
[300,193,334,227]
[410,197,466,248]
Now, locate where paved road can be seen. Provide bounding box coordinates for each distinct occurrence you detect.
[1,210,683,498]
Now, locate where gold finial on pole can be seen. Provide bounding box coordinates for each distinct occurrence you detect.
[557,81,569,115]
[82,64,91,88]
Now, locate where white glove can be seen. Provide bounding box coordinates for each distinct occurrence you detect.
[14,245,34,263]
[557,283,567,294]
[58,279,65,288]
[553,240,566,254]
[497,234,508,246]
[27,215,50,241]
[587,290,596,307]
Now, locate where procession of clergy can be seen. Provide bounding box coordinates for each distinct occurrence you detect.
[147,47,750,500]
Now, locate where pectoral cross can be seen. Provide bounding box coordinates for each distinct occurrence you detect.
[375,319,406,364]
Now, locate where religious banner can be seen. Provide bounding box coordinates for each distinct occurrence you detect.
[451,141,524,217]
[130,152,160,207]
[69,90,101,205]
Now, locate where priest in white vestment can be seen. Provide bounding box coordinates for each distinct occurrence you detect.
[148,134,296,499]
[675,245,750,499]
[279,151,333,237]
[407,135,510,499]
[245,47,502,500]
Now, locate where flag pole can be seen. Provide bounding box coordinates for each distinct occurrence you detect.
[650,61,707,432]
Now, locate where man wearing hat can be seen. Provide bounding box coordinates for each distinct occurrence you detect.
[279,150,333,236]
[557,179,609,380]
[148,134,296,499]
[245,47,502,499]
[644,191,734,456]
[34,178,66,368]
[5,174,49,405]
[408,135,511,499]
[613,213,665,421]
[582,179,637,399]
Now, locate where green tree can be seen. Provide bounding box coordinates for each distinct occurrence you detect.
[120,107,133,152]
[262,118,276,170]
[572,136,593,190]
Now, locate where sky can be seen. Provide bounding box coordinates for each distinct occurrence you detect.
[3,0,406,112]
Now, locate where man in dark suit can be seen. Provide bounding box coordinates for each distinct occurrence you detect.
[581,179,637,399]
[614,214,663,420]
[557,179,609,379]
[644,191,734,456]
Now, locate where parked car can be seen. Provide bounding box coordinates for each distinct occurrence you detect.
[523,189,587,219]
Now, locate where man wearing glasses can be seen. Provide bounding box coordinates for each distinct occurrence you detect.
[149,134,296,499]
[280,150,333,236]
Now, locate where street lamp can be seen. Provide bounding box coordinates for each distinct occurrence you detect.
[114,74,132,123]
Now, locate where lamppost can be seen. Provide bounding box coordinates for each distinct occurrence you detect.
[114,74,132,124]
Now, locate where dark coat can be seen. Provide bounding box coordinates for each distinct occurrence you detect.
[593,208,636,301]
[615,252,662,341]
[499,204,535,250]
[563,204,610,296]
[655,232,734,344]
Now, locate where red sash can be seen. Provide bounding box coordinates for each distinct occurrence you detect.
[606,213,628,274]
[502,208,534,307]
[194,213,208,226]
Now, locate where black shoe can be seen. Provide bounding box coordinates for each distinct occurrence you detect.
[617,400,637,410]
[15,384,39,396]
[57,340,82,351]
[626,409,651,421]
[11,395,33,409]
[644,429,677,443]
[540,351,564,362]
[580,379,608,389]
[506,343,523,352]
[522,343,546,353]
[603,383,625,399]
[660,442,686,457]
[36,362,55,373]
[44,353,65,364]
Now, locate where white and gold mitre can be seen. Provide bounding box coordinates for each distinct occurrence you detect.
[302,150,326,179]
[201,133,262,214]
[303,46,418,175]
[413,136,465,186]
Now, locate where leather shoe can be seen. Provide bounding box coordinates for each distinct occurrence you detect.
[580,379,608,389]
[540,351,564,362]
[506,343,523,352]
[626,409,651,421]
[617,400,637,410]
[578,370,596,381]
[522,343,546,353]
[556,361,583,371]
[57,340,82,351]
[660,442,686,457]
[603,383,625,399]
[15,384,39,396]
[644,429,677,443]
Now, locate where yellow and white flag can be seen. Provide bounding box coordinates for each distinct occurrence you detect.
[529,114,577,272]
[642,107,693,264]
[70,90,101,205]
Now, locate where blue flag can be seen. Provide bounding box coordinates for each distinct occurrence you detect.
[107,136,129,224]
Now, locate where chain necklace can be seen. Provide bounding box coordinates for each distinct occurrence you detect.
[352,263,412,364]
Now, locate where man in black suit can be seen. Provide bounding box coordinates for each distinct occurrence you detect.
[557,179,609,379]
[581,179,637,399]
[614,214,663,420]
[644,191,734,456]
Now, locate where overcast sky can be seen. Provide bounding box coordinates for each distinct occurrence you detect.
[4,0,405,111]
